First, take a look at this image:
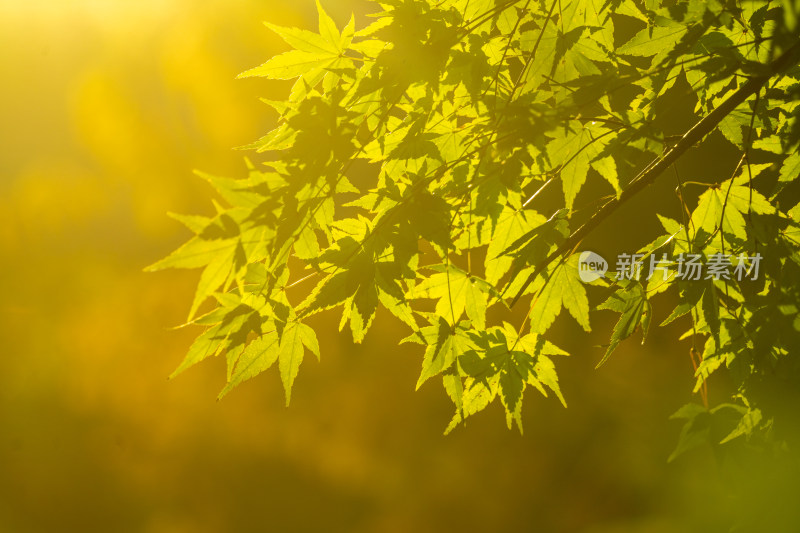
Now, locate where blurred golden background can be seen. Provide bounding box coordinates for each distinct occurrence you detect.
[0,1,758,531]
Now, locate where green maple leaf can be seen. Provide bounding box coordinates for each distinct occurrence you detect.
[278,322,320,405]
[170,302,261,379]
[617,21,688,58]
[779,152,800,183]
[218,331,281,399]
[690,174,775,245]
[528,255,591,334]
[596,281,651,368]
[239,1,354,81]
[485,207,545,285]
[145,236,239,271]
[408,265,494,328]
[401,316,472,389]
[547,121,620,211]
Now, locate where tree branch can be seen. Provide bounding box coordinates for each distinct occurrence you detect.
[510,40,800,308]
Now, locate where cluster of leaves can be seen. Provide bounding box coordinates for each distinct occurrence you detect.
[150,0,800,442]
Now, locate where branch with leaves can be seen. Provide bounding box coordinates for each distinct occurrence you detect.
[510,39,800,307]
[150,0,800,451]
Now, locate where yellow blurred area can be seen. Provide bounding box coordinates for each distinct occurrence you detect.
[0,1,777,532]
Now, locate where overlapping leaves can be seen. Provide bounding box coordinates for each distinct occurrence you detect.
[151,0,800,440]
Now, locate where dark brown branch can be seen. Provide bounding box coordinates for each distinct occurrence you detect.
[510,40,800,308]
